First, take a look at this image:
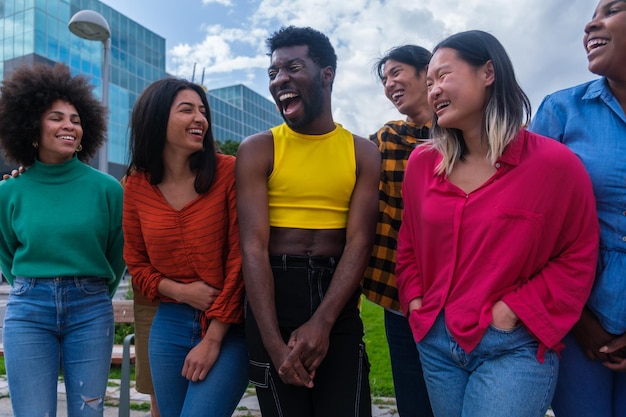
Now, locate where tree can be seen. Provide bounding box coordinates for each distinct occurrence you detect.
[216,139,240,156]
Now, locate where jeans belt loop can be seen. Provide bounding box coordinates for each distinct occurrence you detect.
[281,254,288,272]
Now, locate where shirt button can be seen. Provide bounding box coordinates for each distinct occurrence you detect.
[495,162,501,168]
[623,211,626,216]
[622,236,626,242]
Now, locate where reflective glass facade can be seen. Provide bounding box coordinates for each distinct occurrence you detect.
[0,0,281,178]
[0,0,167,176]
[209,84,283,143]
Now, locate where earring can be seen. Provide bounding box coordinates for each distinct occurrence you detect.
[76,144,83,152]
[32,142,38,149]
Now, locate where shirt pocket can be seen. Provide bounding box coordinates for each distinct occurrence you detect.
[484,207,544,275]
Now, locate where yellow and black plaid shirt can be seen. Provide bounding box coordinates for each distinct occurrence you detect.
[362,120,430,311]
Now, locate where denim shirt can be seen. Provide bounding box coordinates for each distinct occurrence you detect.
[530,77,626,334]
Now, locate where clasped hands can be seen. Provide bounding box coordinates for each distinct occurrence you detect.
[272,319,331,388]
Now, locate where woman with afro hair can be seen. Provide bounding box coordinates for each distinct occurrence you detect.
[0,63,125,417]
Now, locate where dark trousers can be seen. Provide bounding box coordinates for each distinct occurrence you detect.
[385,309,434,417]
[245,255,372,417]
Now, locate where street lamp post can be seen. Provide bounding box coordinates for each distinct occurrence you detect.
[68,10,111,174]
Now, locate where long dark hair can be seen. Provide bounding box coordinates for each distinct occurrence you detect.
[127,78,217,193]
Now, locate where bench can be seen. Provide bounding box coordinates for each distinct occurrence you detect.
[112,300,136,365]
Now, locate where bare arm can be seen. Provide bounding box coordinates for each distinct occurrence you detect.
[182,319,230,381]
[282,135,380,374]
[236,132,312,386]
[157,279,220,311]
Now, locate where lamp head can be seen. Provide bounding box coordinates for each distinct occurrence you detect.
[69,10,110,41]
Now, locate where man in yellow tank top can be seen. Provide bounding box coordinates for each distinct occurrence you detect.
[236,26,380,417]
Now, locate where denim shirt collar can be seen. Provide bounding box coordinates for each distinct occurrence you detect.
[583,77,626,125]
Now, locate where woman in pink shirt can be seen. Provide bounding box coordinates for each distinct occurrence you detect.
[396,30,599,417]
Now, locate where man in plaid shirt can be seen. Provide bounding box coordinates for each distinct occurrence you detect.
[362,45,434,417]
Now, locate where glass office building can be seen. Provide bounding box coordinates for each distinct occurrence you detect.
[0,0,167,177]
[209,84,283,143]
[0,0,282,178]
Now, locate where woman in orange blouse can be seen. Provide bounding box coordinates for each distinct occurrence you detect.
[123,78,247,417]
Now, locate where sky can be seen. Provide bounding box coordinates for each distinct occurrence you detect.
[100,0,599,137]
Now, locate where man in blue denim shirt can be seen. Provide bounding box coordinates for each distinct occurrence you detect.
[529,0,626,415]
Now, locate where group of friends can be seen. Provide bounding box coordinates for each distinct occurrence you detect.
[0,0,624,416]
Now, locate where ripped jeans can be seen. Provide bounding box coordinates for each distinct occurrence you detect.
[246,255,372,417]
[3,276,114,417]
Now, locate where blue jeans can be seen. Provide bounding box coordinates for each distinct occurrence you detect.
[551,332,626,417]
[2,276,113,417]
[246,255,371,417]
[149,302,248,417]
[384,309,433,417]
[417,313,557,417]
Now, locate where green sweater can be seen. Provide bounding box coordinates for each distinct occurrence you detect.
[0,156,125,296]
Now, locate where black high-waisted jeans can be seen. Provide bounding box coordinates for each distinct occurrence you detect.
[245,254,371,417]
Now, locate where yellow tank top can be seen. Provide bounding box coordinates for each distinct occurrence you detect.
[268,123,356,229]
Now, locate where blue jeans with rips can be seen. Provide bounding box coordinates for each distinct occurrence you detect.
[149,302,248,417]
[3,276,114,417]
[384,309,433,417]
[551,332,626,417]
[417,313,558,417]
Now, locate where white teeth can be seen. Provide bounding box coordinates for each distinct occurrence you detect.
[58,136,75,141]
[587,38,608,51]
[189,129,203,135]
[279,93,298,102]
[436,101,450,110]
[392,91,404,102]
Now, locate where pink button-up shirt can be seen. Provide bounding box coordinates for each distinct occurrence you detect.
[396,129,599,359]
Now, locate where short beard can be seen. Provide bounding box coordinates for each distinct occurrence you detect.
[283,74,325,131]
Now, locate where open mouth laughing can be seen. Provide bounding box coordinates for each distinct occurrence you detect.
[586,37,609,53]
[278,92,301,117]
[391,90,405,103]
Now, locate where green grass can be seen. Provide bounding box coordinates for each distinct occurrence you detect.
[361,297,395,397]
[108,363,136,381]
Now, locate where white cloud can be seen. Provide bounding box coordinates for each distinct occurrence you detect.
[202,0,233,6]
[166,0,599,137]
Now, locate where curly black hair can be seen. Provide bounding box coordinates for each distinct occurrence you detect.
[0,63,106,166]
[266,26,337,72]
